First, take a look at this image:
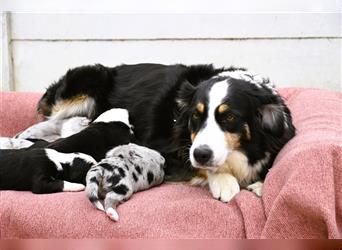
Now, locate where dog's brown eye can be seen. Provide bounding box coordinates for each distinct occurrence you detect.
[226,115,235,122]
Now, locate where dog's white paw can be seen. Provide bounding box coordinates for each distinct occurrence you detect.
[106,207,119,221]
[247,181,263,197]
[208,173,240,202]
[63,181,85,192]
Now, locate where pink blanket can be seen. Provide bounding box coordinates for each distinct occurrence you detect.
[0,88,341,239]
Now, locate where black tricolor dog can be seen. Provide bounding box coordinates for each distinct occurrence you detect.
[37,64,295,201]
[0,108,133,194]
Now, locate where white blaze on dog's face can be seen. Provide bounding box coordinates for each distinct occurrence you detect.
[189,80,231,170]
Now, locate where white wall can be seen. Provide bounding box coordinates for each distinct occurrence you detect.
[1,11,341,92]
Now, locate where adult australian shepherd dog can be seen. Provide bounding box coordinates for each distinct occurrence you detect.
[37,63,295,202]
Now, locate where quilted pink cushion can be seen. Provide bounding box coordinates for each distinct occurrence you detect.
[0,88,341,239]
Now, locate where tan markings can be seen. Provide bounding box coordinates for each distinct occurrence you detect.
[51,95,95,119]
[224,132,241,149]
[52,95,88,113]
[196,102,205,113]
[216,150,249,183]
[191,132,197,142]
[197,169,208,179]
[218,104,229,113]
[244,124,251,140]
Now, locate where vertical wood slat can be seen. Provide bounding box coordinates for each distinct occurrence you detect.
[1,12,14,91]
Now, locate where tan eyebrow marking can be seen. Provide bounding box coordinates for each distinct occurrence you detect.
[196,102,205,113]
[191,132,197,141]
[218,104,229,113]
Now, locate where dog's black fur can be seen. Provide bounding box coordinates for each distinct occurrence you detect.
[37,63,295,184]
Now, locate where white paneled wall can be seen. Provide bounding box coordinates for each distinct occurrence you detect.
[1,13,342,92]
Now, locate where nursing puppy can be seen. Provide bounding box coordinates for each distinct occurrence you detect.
[86,143,165,221]
[47,108,133,161]
[0,148,96,193]
[16,116,90,143]
[0,116,91,150]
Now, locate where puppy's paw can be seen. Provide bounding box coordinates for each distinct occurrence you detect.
[63,181,85,192]
[106,207,119,221]
[208,173,240,202]
[247,181,263,197]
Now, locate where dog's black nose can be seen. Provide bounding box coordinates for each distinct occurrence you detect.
[193,145,213,165]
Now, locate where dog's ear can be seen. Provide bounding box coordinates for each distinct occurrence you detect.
[258,103,286,136]
[252,90,288,136]
[176,80,196,110]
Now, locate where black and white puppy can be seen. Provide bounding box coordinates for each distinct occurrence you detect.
[0,148,96,193]
[47,108,134,161]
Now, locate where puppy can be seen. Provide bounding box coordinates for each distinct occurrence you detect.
[86,143,165,221]
[0,148,96,193]
[47,108,134,161]
[0,116,91,150]
[16,116,90,142]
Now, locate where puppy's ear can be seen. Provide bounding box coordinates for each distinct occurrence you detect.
[176,80,196,109]
[258,102,286,137]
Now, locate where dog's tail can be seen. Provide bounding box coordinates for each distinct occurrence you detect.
[85,166,105,211]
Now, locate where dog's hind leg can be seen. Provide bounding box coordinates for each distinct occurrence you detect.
[104,187,133,221]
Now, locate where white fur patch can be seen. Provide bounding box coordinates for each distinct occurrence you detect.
[93,201,105,211]
[45,149,96,171]
[60,116,90,138]
[208,172,240,202]
[63,181,85,192]
[190,80,230,168]
[0,137,33,149]
[106,207,119,221]
[218,70,277,94]
[15,119,64,142]
[93,108,131,128]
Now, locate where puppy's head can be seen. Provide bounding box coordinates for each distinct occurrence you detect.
[177,73,293,171]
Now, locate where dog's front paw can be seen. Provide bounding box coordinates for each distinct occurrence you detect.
[208,173,240,202]
[247,181,263,197]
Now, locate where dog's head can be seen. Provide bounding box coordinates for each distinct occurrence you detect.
[176,72,294,171]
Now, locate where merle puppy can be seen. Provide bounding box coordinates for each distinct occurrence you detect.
[86,143,165,221]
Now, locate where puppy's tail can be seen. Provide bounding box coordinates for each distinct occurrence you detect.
[85,166,105,211]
